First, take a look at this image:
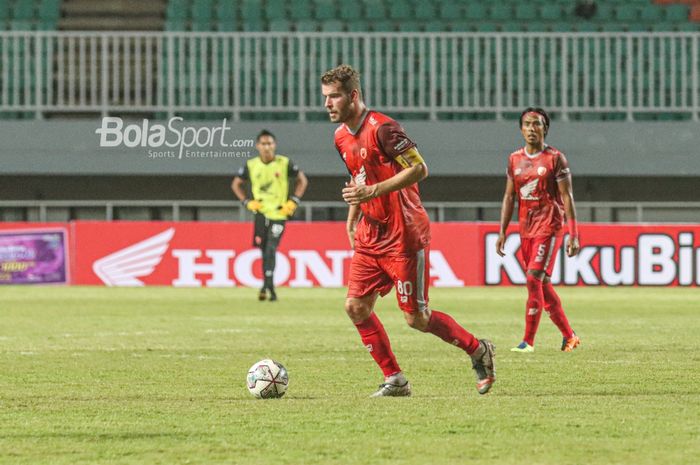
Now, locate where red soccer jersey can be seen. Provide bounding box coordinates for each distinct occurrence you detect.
[507,145,571,238]
[334,110,431,256]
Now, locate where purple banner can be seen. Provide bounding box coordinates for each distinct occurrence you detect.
[0,229,68,285]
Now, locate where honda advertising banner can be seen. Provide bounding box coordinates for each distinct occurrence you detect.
[1,221,698,287]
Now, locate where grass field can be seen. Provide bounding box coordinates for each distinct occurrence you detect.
[1,286,698,465]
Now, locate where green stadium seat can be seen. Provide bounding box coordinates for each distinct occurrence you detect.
[295,19,318,31]
[464,3,486,21]
[626,23,650,32]
[424,20,447,32]
[414,2,435,20]
[450,22,473,32]
[515,4,537,21]
[165,19,187,30]
[389,0,412,20]
[539,4,562,21]
[664,5,688,21]
[12,1,35,20]
[10,20,34,30]
[241,19,265,31]
[216,2,236,20]
[398,21,422,32]
[346,21,369,32]
[593,4,614,21]
[489,5,512,21]
[639,5,664,23]
[313,0,336,20]
[650,22,675,32]
[269,19,291,31]
[265,0,287,20]
[289,0,312,20]
[339,2,361,20]
[614,5,639,23]
[0,1,9,20]
[371,20,396,32]
[576,22,599,32]
[192,0,214,22]
[525,21,551,33]
[216,20,238,31]
[501,21,525,33]
[191,20,212,31]
[474,22,497,32]
[440,2,461,20]
[37,18,56,29]
[167,0,188,20]
[38,0,60,20]
[241,0,263,20]
[320,19,343,31]
[676,22,700,31]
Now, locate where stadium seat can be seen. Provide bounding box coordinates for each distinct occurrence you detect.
[216,2,236,20]
[241,0,263,20]
[38,0,60,20]
[464,4,486,21]
[295,19,318,31]
[320,19,343,31]
[414,2,435,20]
[266,0,287,20]
[389,0,412,20]
[614,5,639,23]
[398,21,422,32]
[424,20,447,32]
[269,19,291,31]
[371,20,396,32]
[346,21,369,32]
[12,1,35,20]
[313,0,336,20]
[339,3,361,20]
[440,2,461,21]
[216,20,237,31]
[489,4,512,21]
[539,4,562,21]
[664,5,688,21]
[639,5,664,23]
[289,0,313,20]
[515,4,537,21]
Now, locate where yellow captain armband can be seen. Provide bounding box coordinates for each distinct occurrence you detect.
[394,147,424,168]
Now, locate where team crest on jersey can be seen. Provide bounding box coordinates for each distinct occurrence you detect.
[360,148,367,159]
[520,178,539,200]
[537,166,547,176]
[514,168,522,176]
[355,166,367,185]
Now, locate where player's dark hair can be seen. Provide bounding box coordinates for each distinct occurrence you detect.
[256,129,276,142]
[320,64,362,97]
[519,107,550,136]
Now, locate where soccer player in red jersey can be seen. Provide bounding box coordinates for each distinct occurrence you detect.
[321,64,495,397]
[496,108,581,353]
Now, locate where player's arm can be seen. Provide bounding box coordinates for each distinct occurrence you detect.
[232,166,262,212]
[496,177,516,257]
[293,170,309,199]
[346,202,361,249]
[341,147,428,205]
[558,176,580,257]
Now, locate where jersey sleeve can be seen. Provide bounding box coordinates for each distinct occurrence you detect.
[554,152,572,182]
[506,156,514,179]
[376,120,417,158]
[236,163,249,180]
[287,158,300,177]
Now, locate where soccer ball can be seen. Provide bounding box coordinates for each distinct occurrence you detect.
[246,359,289,399]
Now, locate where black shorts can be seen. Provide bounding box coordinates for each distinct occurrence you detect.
[253,214,286,249]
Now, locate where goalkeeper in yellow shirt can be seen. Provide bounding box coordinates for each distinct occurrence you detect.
[232,129,308,301]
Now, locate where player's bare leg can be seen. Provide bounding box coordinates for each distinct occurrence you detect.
[346,293,410,397]
[405,310,496,395]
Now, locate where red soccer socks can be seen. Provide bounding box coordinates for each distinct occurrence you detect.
[426,310,481,354]
[354,312,401,377]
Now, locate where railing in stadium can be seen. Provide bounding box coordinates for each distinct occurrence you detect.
[0,31,698,121]
[1,200,700,224]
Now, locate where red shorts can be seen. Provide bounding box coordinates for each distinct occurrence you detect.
[347,248,430,314]
[520,235,563,276]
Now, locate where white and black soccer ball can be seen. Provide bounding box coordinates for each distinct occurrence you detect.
[246,359,289,399]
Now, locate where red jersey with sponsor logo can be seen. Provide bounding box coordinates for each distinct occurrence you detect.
[507,145,571,239]
[334,110,431,256]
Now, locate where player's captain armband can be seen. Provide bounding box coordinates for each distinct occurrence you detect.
[394,148,425,168]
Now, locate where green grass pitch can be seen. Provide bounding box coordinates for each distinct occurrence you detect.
[1,286,698,465]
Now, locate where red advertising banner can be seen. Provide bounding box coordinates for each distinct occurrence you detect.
[2,221,699,287]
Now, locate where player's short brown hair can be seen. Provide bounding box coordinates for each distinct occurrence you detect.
[320,64,361,95]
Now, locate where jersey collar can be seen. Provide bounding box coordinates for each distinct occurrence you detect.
[524,144,548,159]
[344,108,370,136]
